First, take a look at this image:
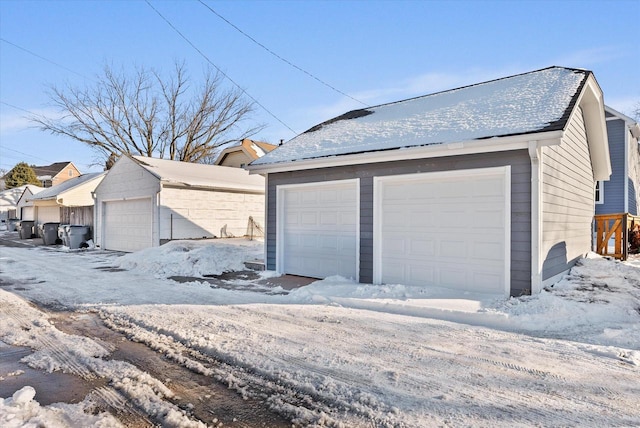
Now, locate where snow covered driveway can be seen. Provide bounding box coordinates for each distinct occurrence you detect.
[1,238,639,426]
[99,303,640,427]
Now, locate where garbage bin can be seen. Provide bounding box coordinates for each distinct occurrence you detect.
[18,220,35,239]
[7,218,19,232]
[67,225,91,249]
[41,222,61,245]
[58,225,70,246]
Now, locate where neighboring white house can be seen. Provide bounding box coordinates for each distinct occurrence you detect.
[0,185,42,221]
[16,185,45,220]
[93,155,265,252]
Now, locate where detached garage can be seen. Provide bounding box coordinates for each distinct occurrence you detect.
[94,155,265,252]
[28,173,106,234]
[248,67,611,297]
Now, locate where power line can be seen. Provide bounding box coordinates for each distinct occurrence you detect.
[1,101,47,119]
[0,38,89,80]
[0,103,97,171]
[197,0,368,108]
[0,144,53,164]
[144,0,297,135]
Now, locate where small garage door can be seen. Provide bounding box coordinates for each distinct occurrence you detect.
[278,180,358,279]
[21,206,34,220]
[375,167,510,295]
[103,198,152,252]
[37,206,60,224]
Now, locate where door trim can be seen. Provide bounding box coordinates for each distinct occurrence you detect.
[276,179,360,281]
[373,166,511,295]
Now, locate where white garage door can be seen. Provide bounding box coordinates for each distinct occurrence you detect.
[278,180,358,279]
[103,198,152,252]
[37,206,60,224]
[375,167,510,295]
[21,206,34,220]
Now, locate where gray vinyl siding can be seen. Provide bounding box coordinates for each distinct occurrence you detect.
[541,106,594,281]
[266,150,532,296]
[628,131,640,216]
[595,118,626,215]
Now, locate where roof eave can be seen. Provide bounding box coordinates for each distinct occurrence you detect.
[571,73,610,180]
[247,130,564,175]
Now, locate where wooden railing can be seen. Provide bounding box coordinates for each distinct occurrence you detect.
[594,213,640,260]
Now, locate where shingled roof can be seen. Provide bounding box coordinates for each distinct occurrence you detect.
[31,161,76,178]
[252,66,591,166]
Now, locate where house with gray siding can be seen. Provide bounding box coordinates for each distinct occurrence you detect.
[595,106,640,216]
[247,66,611,297]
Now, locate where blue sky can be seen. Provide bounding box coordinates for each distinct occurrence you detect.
[1,0,638,173]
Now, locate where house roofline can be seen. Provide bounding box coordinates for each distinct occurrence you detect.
[605,105,640,139]
[246,130,564,174]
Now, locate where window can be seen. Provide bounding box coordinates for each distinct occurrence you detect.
[68,169,74,177]
[595,181,604,204]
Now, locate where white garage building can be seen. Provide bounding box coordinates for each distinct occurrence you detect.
[93,155,265,252]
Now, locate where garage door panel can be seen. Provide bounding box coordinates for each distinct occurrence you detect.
[38,206,60,223]
[472,241,503,259]
[377,169,509,295]
[103,198,152,252]
[280,181,358,279]
[440,240,466,257]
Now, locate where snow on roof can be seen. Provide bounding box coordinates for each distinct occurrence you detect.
[29,172,105,201]
[0,185,42,208]
[131,156,264,192]
[16,185,45,205]
[252,66,589,166]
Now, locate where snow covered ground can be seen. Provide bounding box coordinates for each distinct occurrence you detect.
[1,235,639,426]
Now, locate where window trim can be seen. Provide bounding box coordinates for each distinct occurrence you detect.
[595,180,604,205]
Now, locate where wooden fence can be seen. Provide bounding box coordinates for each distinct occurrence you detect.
[594,213,640,260]
[60,206,94,228]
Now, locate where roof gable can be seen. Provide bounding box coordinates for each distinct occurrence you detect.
[129,155,264,192]
[252,66,590,166]
[16,185,45,206]
[29,173,105,201]
[214,139,277,165]
[0,185,34,208]
[31,161,77,178]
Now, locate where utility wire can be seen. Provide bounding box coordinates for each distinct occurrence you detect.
[145,0,297,135]
[0,144,54,164]
[1,101,47,118]
[0,101,54,125]
[0,38,90,80]
[0,102,96,170]
[197,0,368,107]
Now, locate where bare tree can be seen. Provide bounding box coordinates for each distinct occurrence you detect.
[31,62,263,163]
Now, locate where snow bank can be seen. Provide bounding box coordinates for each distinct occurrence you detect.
[0,386,121,428]
[286,255,640,353]
[116,238,263,277]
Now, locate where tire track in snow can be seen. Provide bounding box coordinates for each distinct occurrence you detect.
[91,386,155,427]
[1,305,94,379]
[414,345,632,427]
[422,343,567,380]
[101,311,376,427]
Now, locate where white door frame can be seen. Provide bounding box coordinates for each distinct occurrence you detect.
[373,166,511,295]
[276,179,360,280]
